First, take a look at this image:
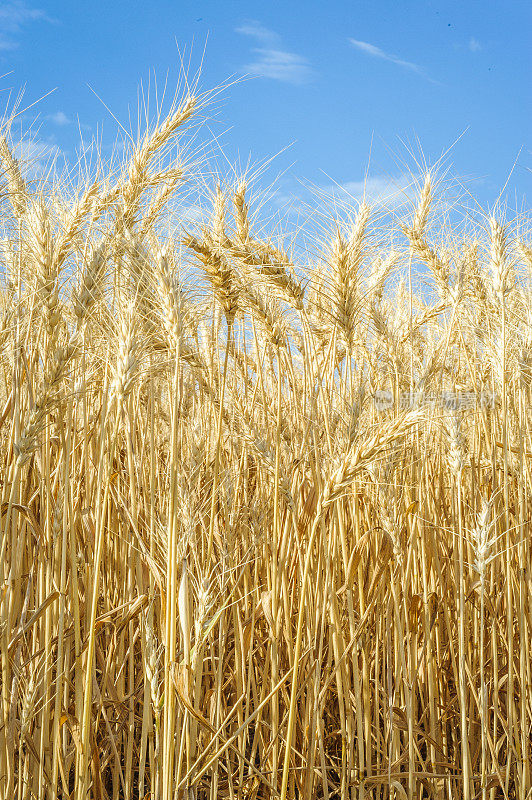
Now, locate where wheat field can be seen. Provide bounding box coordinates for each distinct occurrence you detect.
[0,86,531,800]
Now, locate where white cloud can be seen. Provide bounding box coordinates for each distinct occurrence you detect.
[0,1,50,50]
[349,38,426,76]
[244,49,313,85]
[235,20,279,47]
[46,111,70,126]
[273,175,420,222]
[237,20,313,85]
[315,175,419,211]
[469,37,481,52]
[13,138,61,178]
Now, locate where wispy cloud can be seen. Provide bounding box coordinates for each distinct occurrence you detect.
[349,38,427,77]
[236,20,279,47]
[273,174,419,220]
[13,138,61,178]
[236,20,313,85]
[243,50,313,85]
[315,175,419,212]
[46,111,70,126]
[469,37,481,52]
[0,1,51,51]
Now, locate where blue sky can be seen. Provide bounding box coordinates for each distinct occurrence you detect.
[0,0,530,217]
